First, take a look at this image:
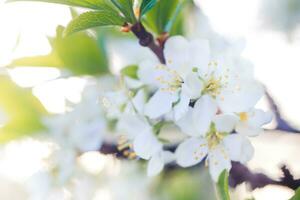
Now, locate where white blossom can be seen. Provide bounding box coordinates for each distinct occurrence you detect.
[175,95,256,181]
[138,36,264,121]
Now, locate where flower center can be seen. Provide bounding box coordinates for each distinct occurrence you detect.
[155,65,183,92]
[206,123,226,149]
[201,61,229,98]
[203,76,223,98]
[207,131,224,149]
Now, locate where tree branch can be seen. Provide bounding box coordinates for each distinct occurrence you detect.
[229,162,300,190]
[99,142,300,191]
[265,90,300,133]
[130,22,166,64]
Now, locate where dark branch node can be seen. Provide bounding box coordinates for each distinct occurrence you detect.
[131,22,166,64]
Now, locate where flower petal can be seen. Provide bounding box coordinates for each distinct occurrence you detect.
[117,114,150,139]
[145,90,178,119]
[236,109,272,136]
[235,122,262,137]
[147,153,164,176]
[223,134,254,163]
[138,59,161,86]
[133,130,162,160]
[218,80,264,113]
[213,114,238,133]
[71,121,104,152]
[162,151,175,163]
[182,72,203,99]
[208,145,231,182]
[175,138,208,167]
[193,95,218,136]
[164,36,189,73]
[132,89,146,114]
[188,39,210,72]
[248,109,273,127]
[173,93,190,121]
[176,107,200,137]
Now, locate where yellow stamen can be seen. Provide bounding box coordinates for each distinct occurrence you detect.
[239,112,248,122]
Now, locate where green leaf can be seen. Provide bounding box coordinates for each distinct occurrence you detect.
[142,0,186,35]
[121,64,138,79]
[7,0,113,10]
[8,26,109,76]
[140,0,157,16]
[65,10,125,36]
[111,0,136,23]
[290,187,300,200]
[0,76,47,143]
[217,170,231,200]
[8,52,64,68]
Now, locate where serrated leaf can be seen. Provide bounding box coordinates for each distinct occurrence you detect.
[111,0,136,23]
[7,0,113,10]
[0,76,47,143]
[121,64,138,79]
[217,170,231,200]
[140,0,157,16]
[8,26,109,75]
[290,187,300,200]
[65,10,125,36]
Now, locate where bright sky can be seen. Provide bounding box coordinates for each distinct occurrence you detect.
[0,0,299,199]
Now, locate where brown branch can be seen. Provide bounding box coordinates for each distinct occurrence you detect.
[265,90,300,133]
[130,22,166,64]
[229,162,300,191]
[99,142,300,191]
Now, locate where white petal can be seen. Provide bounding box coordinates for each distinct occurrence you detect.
[223,134,254,163]
[71,121,104,152]
[124,77,143,89]
[145,90,178,119]
[162,151,175,163]
[193,95,218,136]
[164,36,197,79]
[137,59,160,86]
[176,107,200,137]
[218,80,264,113]
[117,114,150,139]
[132,89,146,114]
[147,153,164,176]
[235,122,262,137]
[213,114,238,133]
[133,130,162,160]
[181,72,203,99]
[175,138,208,167]
[173,93,190,121]
[208,145,231,182]
[236,109,272,137]
[248,109,273,127]
[188,39,210,70]
[164,36,189,72]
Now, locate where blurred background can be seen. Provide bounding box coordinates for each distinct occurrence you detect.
[0,0,300,199]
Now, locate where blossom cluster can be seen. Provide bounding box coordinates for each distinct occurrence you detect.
[104,36,272,181]
[37,36,272,188]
